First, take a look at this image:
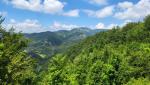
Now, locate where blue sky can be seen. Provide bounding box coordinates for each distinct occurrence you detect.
[0,0,150,33]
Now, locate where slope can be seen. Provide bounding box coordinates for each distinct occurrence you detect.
[37,15,150,85]
[24,27,104,58]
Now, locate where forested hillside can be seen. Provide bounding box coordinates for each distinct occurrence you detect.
[38,15,150,85]
[0,15,150,85]
[24,28,102,58]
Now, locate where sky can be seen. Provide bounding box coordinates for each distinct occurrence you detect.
[0,0,150,33]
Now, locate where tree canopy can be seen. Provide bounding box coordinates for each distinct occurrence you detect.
[38,15,150,85]
[0,16,36,85]
[0,15,150,85]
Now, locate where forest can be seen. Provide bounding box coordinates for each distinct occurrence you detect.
[0,15,150,85]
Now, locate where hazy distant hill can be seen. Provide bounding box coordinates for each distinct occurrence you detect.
[24,27,106,58]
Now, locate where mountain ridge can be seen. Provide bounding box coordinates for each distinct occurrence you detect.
[24,27,106,57]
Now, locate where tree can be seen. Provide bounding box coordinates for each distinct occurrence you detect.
[125,78,150,85]
[144,15,150,30]
[0,16,36,85]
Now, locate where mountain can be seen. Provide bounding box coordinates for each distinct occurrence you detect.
[1,14,150,85]
[38,16,150,84]
[24,27,105,58]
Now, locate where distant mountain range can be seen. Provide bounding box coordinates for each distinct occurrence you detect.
[24,27,106,58]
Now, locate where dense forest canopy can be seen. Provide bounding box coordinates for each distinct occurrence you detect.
[0,16,36,85]
[0,15,150,85]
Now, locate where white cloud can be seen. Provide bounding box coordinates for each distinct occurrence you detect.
[62,9,79,17]
[4,19,81,33]
[84,6,114,18]
[5,0,64,14]
[107,24,118,29]
[118,1,133,10]
[0,11,7,16]
[115,0,150,20]
[4,0,79,17]
[95,22,117,29]
[11,0,42,12]
[43,0,64,14]
[5,19,46,33]
[96,6,114,18]
[120,20,133,27]
[95,22,105,29]
[50,22,79,31]
[89,0,108,5]
[4,0,80,17]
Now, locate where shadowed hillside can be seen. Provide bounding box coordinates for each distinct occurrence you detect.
[24,28,105,58]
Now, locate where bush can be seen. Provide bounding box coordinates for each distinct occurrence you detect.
[144,15,150,30]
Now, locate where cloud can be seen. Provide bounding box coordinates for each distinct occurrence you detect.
[5,0,64,14]
[95,22,117,29]
[4,0,79,17]
[84,6,114,18]
[120,20,133,27]
[4,19,120,33]
[5,19,45,33]
[107,24,118,29]
[0,11,7,16]
[115,0,150,20]
[4,19,81,33]
[62,9,79,17]
[43,0,64,14]
[88,0,108,5]
[118,1,133,10]
[50,22,79,31]
[95,23,105,29]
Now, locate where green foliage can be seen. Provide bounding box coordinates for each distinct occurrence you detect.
[144,15,150,30]
[124,78,150,85]
[25,28,101,57]
[39,15,150,85]
[1,15,150,85]
[0,16,36,85]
